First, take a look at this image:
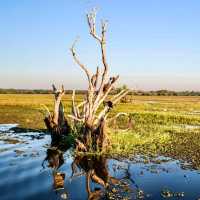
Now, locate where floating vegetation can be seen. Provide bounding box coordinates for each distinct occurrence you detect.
[14,149,25,155]
[161,188,184,198]
[1,138,23,144]
[0,124,200,199]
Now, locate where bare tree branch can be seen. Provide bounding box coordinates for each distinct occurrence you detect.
[87,8,101,42]
[111,89,126,101]
[77,100,86,108]
[67,114,84,122]
[113,90,129,104]
[91,66,100,89]
[86,9,109,110]
[96,90,129,123]
[70,39,92,86]
[72,90,77,117]
[93,75,119,114]
[41,104,51,118]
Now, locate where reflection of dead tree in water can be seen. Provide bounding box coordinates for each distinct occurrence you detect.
[43,9,130,152]
[42,139,132,199]
[71,155,121,200]
[43,148,64,170]
[42,129,72,171]
[42,147,66,191]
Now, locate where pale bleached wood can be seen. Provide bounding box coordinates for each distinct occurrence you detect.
[52,85,65,125]
[67,9,130,151]
[70,39,92,88]
[96,90,129,123]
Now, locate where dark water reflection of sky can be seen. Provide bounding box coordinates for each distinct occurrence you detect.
[0,124,200,200]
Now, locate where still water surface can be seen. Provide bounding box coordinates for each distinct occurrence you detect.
[0,124,200,200]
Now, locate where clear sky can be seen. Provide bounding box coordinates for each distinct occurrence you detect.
[0,0,199,91]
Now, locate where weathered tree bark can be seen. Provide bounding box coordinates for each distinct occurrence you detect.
[44,84,71,139]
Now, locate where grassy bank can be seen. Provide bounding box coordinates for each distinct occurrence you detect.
[0,94,200,168]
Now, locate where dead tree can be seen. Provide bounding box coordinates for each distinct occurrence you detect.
[68,9,129,151]
[44,9,129,152]
[44,84,71,138]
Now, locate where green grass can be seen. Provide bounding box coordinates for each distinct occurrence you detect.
[0,94,200,168]
[0,94,83,129]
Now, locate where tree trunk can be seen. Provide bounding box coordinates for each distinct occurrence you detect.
[44,85,71,139]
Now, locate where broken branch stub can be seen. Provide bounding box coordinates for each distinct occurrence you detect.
[44,84,71,137]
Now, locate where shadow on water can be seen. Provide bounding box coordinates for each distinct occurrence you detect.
[0,124,200,200]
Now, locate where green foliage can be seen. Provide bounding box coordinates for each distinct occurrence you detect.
[71,122,84,138]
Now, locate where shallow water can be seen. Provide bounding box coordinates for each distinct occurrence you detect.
[0,124,200,200]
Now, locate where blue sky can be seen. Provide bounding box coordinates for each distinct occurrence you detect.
[0,0,199,90]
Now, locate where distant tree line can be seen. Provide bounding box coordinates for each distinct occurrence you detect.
[0,88,87,94]
[129,90,200,96]
[0,88,199,96]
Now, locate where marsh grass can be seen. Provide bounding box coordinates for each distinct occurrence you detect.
[0,94,200,167]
